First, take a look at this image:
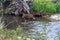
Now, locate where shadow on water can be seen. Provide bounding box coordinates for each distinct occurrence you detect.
[3,15,60,40]
[3,15,51,29]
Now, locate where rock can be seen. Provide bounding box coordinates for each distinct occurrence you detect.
[50,14,60,21]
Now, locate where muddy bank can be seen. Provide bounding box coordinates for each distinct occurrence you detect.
[1,12,60,21]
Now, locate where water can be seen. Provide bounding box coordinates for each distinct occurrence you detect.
[27,21,60,40]
[3,15,60,40]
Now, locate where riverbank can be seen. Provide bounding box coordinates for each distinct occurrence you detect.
[1,13,60,21]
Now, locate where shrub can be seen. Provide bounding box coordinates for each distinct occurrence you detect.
[32,0,56,14]
[0,25,35,40]
[56,2,60,13]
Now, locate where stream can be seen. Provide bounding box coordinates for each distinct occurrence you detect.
[3,15,60,40]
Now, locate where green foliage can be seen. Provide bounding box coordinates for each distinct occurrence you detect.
[5,29,16,37]
[56,2,60,13]
[0,0,5,3]
[4,8,12,14]
[32,0,56,14]
[0,25,35,40]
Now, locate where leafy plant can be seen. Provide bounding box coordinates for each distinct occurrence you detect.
[32,0,56,14]
[0,25,35,40]
[56,2,60,13]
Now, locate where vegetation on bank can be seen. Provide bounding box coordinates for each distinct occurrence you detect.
[32,0,60,14]
[56,2,60,13]
[0,24,36,40]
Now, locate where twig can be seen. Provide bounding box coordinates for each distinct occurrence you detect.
[4,20,16,28]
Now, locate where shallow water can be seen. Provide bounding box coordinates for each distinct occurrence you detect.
[25,21,60,40]
[3,15,60,40]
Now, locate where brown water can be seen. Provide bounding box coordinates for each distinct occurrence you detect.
[3,15,60,40]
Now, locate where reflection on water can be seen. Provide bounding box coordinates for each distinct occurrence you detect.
[3,15,60,40]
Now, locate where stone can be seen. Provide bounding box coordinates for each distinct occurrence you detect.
[50,14,60,21]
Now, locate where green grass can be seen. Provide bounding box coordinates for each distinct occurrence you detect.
[0,25,35,40]
[56,2,60,13]
[32,0,60,14]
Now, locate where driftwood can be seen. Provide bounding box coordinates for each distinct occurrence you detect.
[3,0,35,19]
[9,0,31,15]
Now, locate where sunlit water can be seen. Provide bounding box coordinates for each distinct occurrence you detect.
[26,21,60,40]
[3,15,60,40]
